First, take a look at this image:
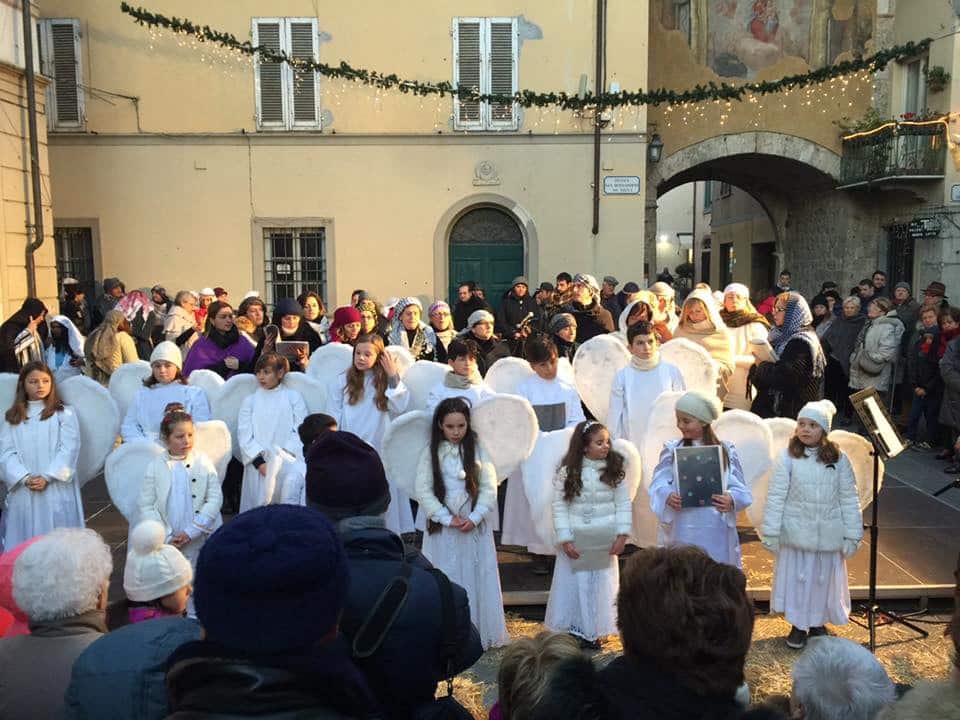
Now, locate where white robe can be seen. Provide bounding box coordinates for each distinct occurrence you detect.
[328,371,414,534]
[121,382,212,442]
[649,439,752,568]
[237,386,308,513]
[608,361,685,443]
[503,375,585,552]
[425,380,494,413]
[44,346,83,383]
[725,321,768,410]
[0,402,83,551]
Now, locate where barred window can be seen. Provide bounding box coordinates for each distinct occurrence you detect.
[263,226,326,309]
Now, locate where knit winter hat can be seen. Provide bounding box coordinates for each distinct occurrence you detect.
[194,505,349,654]
[428,300,450,316]
[150,341,183,370]
[305,431,390,521]
[573,273,600,294]
[649,282,675,299]
[798,399,837,433]
[723,283,750,297]
[468,309,495,327]
[549,313,576,333]
[393,297,422,317]
[622,282,640,294]
[603,276,619,287]
[243,290,260,300]
[894,281,911,293]
[103,277,123,292]
[199,288,215,298]
[123,521,193,603]
[275,297,303,318]
[810,294,829,310]
[333,306,362,326]
[511,276,529,288]
[675,391,721,425]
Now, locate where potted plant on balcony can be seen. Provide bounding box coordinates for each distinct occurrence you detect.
[925,66,951,94]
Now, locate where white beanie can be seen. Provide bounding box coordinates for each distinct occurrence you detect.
[199,287,215,297]
[243,290,260,300]
[675,390,721,425]
[724,283,750,297]
[123,520,193,602]
[150,340,183,370]
[798,399,837,433]
[468,309,495,327]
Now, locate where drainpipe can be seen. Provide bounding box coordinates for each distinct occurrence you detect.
[22,0,44,298]
[591,0,605,236]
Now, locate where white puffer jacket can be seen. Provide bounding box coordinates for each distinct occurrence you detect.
[848,310,905,393]
[415,441,497,527]
[552,457,632,544]
[761,448,862,552]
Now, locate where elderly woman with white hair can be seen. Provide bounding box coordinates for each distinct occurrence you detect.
[791,636,895,720]
[719,283,770,411]
[0,527,112,720]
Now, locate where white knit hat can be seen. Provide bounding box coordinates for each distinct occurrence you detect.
[199,287,215,297]
[675,390,722,425]
[798,399,837,433]
[723,283,750,297]
[468,309,495,327]
[123,520,193,603]
[150,340,182,370]
[243,290,260,300]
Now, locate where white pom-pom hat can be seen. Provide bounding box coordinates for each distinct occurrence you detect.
[123,520,193,602]
[798,399,837,433]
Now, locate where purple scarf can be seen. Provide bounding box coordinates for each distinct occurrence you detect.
[183,334,255,379]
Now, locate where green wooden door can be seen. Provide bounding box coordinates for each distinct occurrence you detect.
[448,206,524,311]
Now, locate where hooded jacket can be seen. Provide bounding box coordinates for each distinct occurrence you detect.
[848,310,905,393]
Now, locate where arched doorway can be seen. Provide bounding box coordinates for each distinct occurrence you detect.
[448,205,524,311]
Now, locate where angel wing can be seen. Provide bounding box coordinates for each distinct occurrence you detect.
[283,372,328,414]
[194,419,233,480]
[209,373,259,460]
[746,417,797,533]
[522,427,574,548]
[0,373,17,414]
[188,369,225,407]
[829,429,882,510]
[472,394,539,480]
[660,338,719,397]
[641,390,683,490]
[403,360,450,411]
[383,345,414,378]
[714,410,774,489]
[104,439,165,522]
[107,360,152,419]
[572,334,630,423]
[380,410,432,497]
[306,343,353,385]
[556,358,575,386]
[59,375,120,486]
[484,357,535,395]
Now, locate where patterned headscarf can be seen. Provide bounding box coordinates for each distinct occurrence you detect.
[768,292,826,377]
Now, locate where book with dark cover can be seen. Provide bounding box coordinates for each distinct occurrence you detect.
[672,445,725,509]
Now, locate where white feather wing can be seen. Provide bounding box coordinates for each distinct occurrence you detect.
[572,334,630,423]
[194,420,233,480]
[283,372,328,414]
[660,338,719,397]
[746,417,797,533]
[473,394,539,480]
[306,343,353,385]
[60,375,120,486]
[108,360,152,419]
[188,369,225,407]
[714,410,774,487]
[0,373,17,413]
[484,357,535,395]
[381,411,432,497]
[104,439,164,522]
[383,345,414,378]
[641,390,684,490]
[829,429,882,510]
[522,427,574,548]
[210,373,259,460]
[556,358,575,386]
[403,361,450,411]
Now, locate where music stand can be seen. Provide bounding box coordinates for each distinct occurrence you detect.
[848,387,929,651]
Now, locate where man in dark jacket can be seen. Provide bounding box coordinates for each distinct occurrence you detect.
[91,277,125,327]
[496,276,541,356]
[600,275,623,320]
[561,273,614,343]
[452,281,493,331]
[306,431,483,720]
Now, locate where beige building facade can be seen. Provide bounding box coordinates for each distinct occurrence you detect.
[39,1,651,310]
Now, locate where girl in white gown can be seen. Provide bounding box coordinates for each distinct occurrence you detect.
[121,341,211,442]
[0,361,82,551]
[545,420,631,648]
[650,390,752,568]
[328,334,413,534]
[415,397,509,649]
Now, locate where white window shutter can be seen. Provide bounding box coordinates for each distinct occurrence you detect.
[254,20,285,128]
[487,19,517,129]
[39,19,83,129]
[288,20,319,127]
[453,19,483,130]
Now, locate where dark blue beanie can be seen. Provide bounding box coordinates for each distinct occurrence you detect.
[193,505,349,654]
[305,431,390,521]
[275,297,303,318]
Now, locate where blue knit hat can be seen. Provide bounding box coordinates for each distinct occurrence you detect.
[274,297,303,319]
[305,431,390,521]
[193,505,349,654]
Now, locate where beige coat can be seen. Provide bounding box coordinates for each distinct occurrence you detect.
[84,330,138,385]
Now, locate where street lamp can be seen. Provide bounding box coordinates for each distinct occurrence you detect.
[648,133,664,163]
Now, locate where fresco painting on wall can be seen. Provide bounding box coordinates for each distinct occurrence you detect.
[709,0,814,78]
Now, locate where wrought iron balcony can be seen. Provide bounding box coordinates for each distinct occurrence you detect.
[838,121,946,189]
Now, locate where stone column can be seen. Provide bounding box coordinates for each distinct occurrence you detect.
[645,197,659,285]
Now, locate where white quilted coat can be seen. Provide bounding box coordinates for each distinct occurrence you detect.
[552,457,632,544]
[848,310,905,393]
[761,448,863,552]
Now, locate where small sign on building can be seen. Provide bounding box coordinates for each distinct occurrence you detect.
[603,176,641,195]
[951,184,960,203]
[907,216,942,240]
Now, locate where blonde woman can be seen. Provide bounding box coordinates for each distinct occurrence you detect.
[671,288,735,397]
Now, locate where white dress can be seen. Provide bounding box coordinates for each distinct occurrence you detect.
[329,371,414,534]
[121,382,212,442]
[416,441,509,650]
[237,385,308,513]
[0,401,83,551]
[545,458,632,641]
[607,361,685,444]
[503,375,584,552]
[649,439,752,568]
[770,548,850,630]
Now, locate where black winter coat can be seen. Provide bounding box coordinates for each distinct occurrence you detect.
[338,524,482,720]
[749,337,822,419]
[939,338,960,430]
[907,326,941,392]
[470,335,511,377]
[61,299,90,334]
[452,297,493,331]
[562,300,614,343]
[496,291,541,341]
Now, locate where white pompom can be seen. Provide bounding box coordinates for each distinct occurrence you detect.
[129,519,166,556]
[458,469,466,479]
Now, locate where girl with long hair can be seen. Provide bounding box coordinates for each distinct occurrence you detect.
[0,362,82,550]
[298,290,330,340]
[414,397,508,649]
[545,420,631,649]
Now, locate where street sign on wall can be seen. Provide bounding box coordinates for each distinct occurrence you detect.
[603,176,641,195]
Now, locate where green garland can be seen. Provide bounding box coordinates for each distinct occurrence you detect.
[120,2,932,111]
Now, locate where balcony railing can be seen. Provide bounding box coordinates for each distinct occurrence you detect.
[839,122,946,188]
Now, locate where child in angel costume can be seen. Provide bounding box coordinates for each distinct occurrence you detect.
[123,519,194,624]
[650,390,752,567]
[237,353,308,512]
[328,334,414,534]
[426,338,494,411]
[545,420,633,649]
[137,409,223,569]
[761,400,863,650]
[121,341,212,442]
[415,397,509,649]
[0,362,82,550]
